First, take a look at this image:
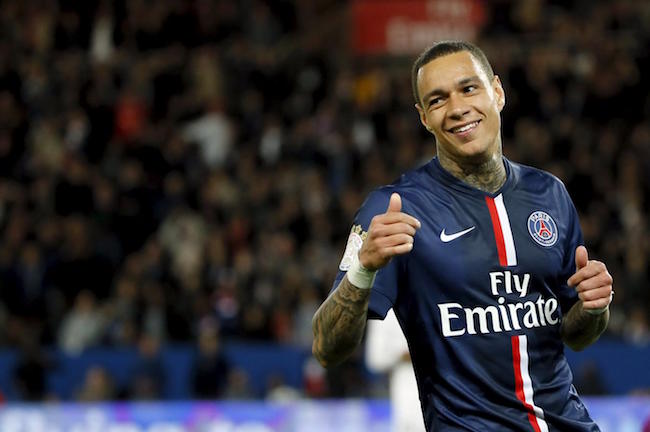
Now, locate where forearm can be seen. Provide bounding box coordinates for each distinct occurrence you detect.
[312,276,370,368]
[560,300,609,351]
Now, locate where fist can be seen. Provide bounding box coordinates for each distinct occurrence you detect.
[359,193,421,271]
[567,246,613,314]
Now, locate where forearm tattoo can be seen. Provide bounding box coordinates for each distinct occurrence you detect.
[312,276,371,367]
[560,301,609,351]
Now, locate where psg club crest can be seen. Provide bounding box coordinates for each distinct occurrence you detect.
[527,211,558,247]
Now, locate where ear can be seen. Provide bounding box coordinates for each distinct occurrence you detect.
[493,75,506,112]
[415,103,431,132]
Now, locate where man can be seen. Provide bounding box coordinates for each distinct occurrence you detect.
[366,308,426,432]
[312,41,613,431]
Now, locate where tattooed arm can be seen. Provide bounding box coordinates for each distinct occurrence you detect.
[560,246,613,351]
[312,193,421,368]
[560,301,609,351]
[312,276,371,367]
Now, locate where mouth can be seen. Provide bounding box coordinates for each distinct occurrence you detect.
[447,120,481,135]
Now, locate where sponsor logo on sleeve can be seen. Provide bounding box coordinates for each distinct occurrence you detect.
[339,225,367,271]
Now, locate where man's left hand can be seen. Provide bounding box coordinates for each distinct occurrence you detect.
[567,245,613,314]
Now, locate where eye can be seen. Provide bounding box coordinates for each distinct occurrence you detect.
[463,85,477,93]
[428,96,443,107]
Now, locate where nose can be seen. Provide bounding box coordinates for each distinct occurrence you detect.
[447,93,470,119]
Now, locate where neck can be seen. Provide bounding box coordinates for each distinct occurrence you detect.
[438,149,506,194]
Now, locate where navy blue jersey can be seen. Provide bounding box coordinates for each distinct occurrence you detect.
[333,157,599,432]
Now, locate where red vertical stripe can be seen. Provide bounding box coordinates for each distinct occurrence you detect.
[511,336,525,404]
[485,196,507,266]
[512,336,542,432]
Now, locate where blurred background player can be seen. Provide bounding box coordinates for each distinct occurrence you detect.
[366,308,425,432]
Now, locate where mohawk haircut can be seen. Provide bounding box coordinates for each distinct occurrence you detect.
[411,40,495,105]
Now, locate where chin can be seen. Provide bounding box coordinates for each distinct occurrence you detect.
[454,141,493,162]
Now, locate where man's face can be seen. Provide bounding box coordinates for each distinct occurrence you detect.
[415,51,505,162]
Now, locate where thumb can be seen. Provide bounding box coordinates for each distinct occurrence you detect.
[575,245,588,271]
[386,193,402,213]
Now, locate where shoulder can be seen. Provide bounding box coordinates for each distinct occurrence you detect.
[509,160,578,220]
[509,159,570,196]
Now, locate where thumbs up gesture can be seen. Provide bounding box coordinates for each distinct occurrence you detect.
[567,246,614,315]
[358,193,421,271]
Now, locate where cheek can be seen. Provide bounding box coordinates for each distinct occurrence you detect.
[483,104,502,130]
[435,109,449,124]
[426,112,444,130]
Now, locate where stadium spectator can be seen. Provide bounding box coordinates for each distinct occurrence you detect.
[127,333,165,400]
[75,366,115,402]
[265,373,301,402]
[58,290,106,355]
[12,338,53,401]
[222,368,255,400]
[191,318,230,399]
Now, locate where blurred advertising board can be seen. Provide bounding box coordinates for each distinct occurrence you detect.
[0,401,389,432]
[0,398,648,432]
[351,0,486,55]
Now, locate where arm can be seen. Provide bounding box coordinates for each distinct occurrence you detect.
[312,276,371,368]
[560,246,613,351]
[312,193,420,368]
[560,301,609,351]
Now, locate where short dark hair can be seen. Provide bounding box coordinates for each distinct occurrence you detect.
[411,40,495,104]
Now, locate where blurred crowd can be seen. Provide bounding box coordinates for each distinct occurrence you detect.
[0,0,649,400]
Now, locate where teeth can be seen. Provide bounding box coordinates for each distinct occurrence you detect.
[452,121,478,133]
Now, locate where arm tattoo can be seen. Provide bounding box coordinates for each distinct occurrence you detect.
[312,276,371,367]
[560,300,609,351]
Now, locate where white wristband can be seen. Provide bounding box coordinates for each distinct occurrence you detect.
[346,253,377,289]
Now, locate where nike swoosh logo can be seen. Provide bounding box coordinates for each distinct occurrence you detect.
[440,226,476,242]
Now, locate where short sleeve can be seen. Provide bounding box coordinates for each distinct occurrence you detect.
[331,189,400,320]
[554,185,584,314]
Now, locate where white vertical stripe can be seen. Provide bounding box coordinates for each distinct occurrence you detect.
[518,335,549,432]
[494,194,517,266]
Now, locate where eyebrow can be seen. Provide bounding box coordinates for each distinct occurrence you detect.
[420,75,482,104]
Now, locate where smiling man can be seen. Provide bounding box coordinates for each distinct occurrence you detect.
[312,41,613,431]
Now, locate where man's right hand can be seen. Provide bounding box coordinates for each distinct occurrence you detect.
[359,193,421,271]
